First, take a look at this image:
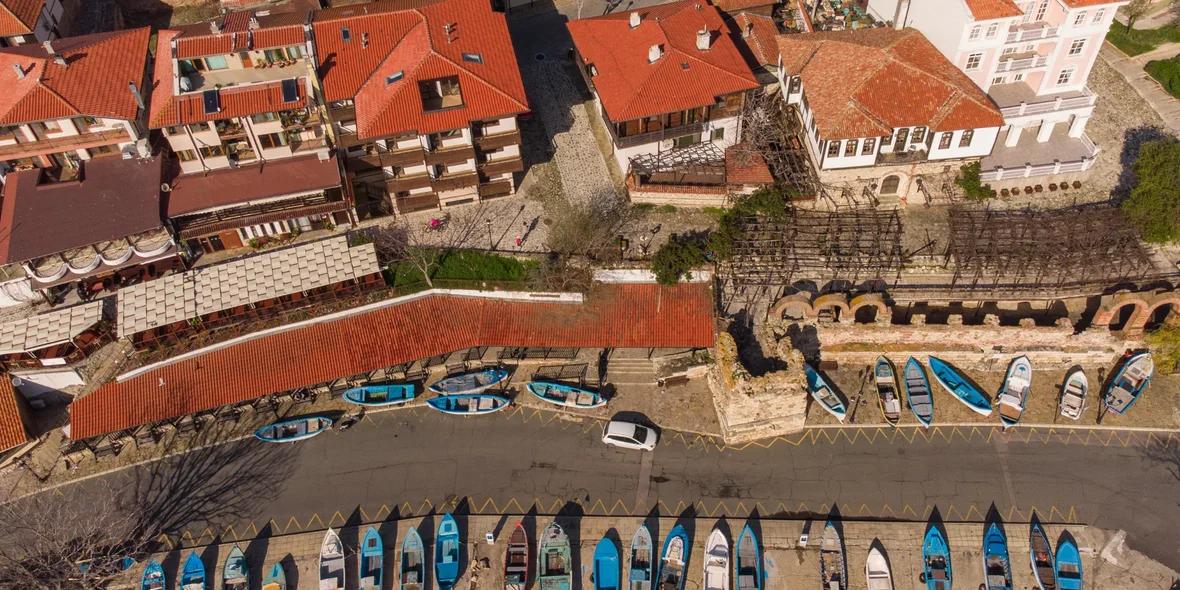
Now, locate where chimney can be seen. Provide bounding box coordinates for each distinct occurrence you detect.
[892,0,910,29]
[629,11,641,28]
[12,63,24,80]
[648,43,662,63]
[42,40,54,55]
[696,28,710,51]
[128,81,145,110]
[743,21,753,39]
[209,21,220,34]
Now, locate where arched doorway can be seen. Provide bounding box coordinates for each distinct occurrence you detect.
[880,175,901,195]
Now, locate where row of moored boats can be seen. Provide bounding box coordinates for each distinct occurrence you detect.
[805,352,1154,427]
[255,368,608,442]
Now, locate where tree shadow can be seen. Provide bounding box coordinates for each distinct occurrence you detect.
[244,522,272,590]
[1112,126,1176,204]
[557,500,584,590]
[1140,440,1180,482]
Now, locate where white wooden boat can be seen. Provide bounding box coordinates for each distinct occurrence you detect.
[865,542,893,590]
[1059,369,1088,420]
[703,529,729,590]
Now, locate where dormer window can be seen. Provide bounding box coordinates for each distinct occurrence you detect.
[341,27,351,42]
[386,71,404,86]
[419,75,463,111]
[462,53,483,64]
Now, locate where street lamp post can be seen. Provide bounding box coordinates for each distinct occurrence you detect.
[486,219,493,250]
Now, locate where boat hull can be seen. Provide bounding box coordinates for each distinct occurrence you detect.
[1029,523,1058,590]
[630,525,654,590]
[539,522,572,590]
[504,522,530,590]
[427,394,510,415]
[735,525,760,590]
[928,357,993,416]
[875,356,902,427]
[998,356,1032,429]
[922,527,952,590]
[527,382,607,408]
[982,524,1012,590]
[436,515,461,590]
[594,538,620,590]
[320,528,346,590]
[1055,535,1083,590]
[703,529,729,590]
[343,384,416,407]
[1058,370,1088,421]
[804,365,847,421]
[141,560,165,590]
[865,544,893,590]
[401,527,426,590]
[1103,352,1153,415]
[360,526,384,590]
[904,358,934,427]
[253,416,332,443]
[429,369,509,395]
[222,546,248,590]
[819,521,846,590]
[262,563,286,590]
[659,526,689,590]
[180,552,206,590]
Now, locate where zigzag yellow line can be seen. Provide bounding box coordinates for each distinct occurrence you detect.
[156,534,174,550]
[222,524,239,541]
[196,528,215,545]
[306,513,325,530]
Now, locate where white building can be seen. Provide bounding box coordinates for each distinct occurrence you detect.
[867,0,1126,187]
[775,27,1005,202]
[568,0,761,186]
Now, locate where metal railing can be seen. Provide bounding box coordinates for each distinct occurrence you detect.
[1005,25,1058,44]
[999,86,1096,117]
[994,55,1049,73]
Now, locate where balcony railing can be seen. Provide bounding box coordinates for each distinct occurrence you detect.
[478,180,513,198]
[346,148,426,173]
[994,54,1049,73]
[611,121,707,149]
[979,133,1099,181]
[999,86,1097,117]
[431,172,479,192]
[876,149,928,165]
[479,157,524,176]
[386,173,433,193]
[1006,25,1058,44]
[474,129,521,151]
[0,128,131,160]
[424,144,474,166]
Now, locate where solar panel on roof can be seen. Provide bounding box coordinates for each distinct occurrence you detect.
[202,90,220,114]
[281,78,299,103]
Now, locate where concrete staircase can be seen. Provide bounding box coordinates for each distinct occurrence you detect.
[603,356,656,386]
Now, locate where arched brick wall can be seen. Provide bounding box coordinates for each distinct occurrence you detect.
[1128,294,1180,331]
[848,293,889,324]
[770,292,814,320]
[1093,293,1148,328]
[813,293,852,323]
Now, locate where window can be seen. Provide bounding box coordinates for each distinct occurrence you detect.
[192,122,212,132]
[1023,44,1035,52]
[72,116,98,132]
[911,127,925,143]
[251,112,278,124]
[966,53,983,71]
[1021,1,1032,23]
[165,125,182,135]
[844,139,858,157]
[1035,0,1047,21]
[1013,73,1025,81]
[1057,68,1074,85]
[204,56,229,70]
[672,134,699,148]
[385,71,404,86]
[419,76,463,111]
[986,23,998,39]
[992,76,1006,85]
[969,25,981,40]
[827,141,841,157]
[257,132,288,149]
[89,144,116,157]
[180,59,206,74]
[1093,8,1105,23]
[341,27,351,42]
[862,137,875,155]
[959,129,974,147]
[1074,11,1086,25]
[938,132,953,149]
[1068,39,1085,56]
[1002,46,1017,55]
[38,120,61,133]
[711,127,725,141]
[176,149,197,162]
[199,145,225,158]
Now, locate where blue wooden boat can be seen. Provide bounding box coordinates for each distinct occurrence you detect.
[78,555,135,577]
[928,357,993,416]
[982,523,1012,590]
[804,364,847,421]
[222,546,248,590]
[343,383,416,407]
[658,525,689,590]
[253,416,332,442]
[1103,352,1153,415]
[819,520,846,590]
[1055,534,1082,590]
[429,368,509,395]
[1030,521,1058,590]
[436,514,461,590]
[539,522,572,590]
[527,382,607,409]
[922,526,951,590]
[427,394,510,415]
[360,526,384,590]
[594,537,620,590]
[875,356,902,426]
[734,525,760,590]
[140,559,165,590]
[180,552,206,590]
[904,358,934,427]
[401,526,425,590]
[629,525,654,590]
[997,356,1032,429]
[262,563,286,590]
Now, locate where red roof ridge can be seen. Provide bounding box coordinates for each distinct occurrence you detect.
[426,34,529,113]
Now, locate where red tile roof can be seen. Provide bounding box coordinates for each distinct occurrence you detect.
[312,0,528,138]
[728,12,778,68]
[713,0,775,12]
[725,143,772,185]
[1059,0,1123,7]
[963,0,1024,20]
[173,10,308,58]
[0,28,151,125]
[0,0,41,37]
[568,1,760,123]
[165,153,342,216]
[0,378,30,452]
[70,283,716,439]
[775,28,1003,141]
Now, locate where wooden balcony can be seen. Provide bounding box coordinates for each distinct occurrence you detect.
[612,121,706,149]
[395,192,440,214]
[386,173,433,193]
[345,149,425,173]
[336,131,367,149]
[479,157,524,176]
[478,180,513,198]
[474,129,521,151]
[425,144,475,166]
[431,172,479,192]
[328,104,356,122]
[0,128,131,160]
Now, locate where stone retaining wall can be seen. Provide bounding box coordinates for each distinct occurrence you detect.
[708,332,808,443]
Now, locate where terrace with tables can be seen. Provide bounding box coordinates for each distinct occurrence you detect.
[797,0,883,32]
[0,302,110,370]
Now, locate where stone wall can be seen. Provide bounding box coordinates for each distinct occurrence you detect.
[626,182,731,208]
[708,331,809,444]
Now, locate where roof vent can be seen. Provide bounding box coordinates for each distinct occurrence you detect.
[648,43,662,63]
[695,3,701,9]
[696,28,711,51]
[681,62,688,70]
[629,11,641,28]
[12,63,24,80]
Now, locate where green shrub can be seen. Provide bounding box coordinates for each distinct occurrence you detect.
[650,234,708,286]
[1122,138,1180,244]
[1145,57,1180,99]
[1146,321,1180,375]
[954,162,992,200]
[658,204,677,214]
[1105,24,1180,57]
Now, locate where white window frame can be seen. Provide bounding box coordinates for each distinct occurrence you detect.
[1056,68,1074,86]
[1002,46,1017,55]
[991,76,1006,85]
[1068,39,1085,56]
[1074,11,1086,26]
[1021,2,1032,23]
[1035,0,1047,21]
[986,23,999,39]
[965,52,983,71]
[969,25,981,40]
[1013,72,1025,81]
[1093,8,1105,23]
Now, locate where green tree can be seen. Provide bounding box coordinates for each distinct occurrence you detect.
[954,162,992,200]
[651,234,708,286]
[1125,0,1153,31]
[1146,319,1180,374]
[1122,138,1180,243]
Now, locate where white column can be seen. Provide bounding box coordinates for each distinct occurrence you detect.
[1005,125,1023,147]
[1036,120,1055,142]
[1068,115,1089,138]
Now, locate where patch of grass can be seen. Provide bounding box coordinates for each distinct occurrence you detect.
[631,203,658,213]
[1106,24,1180,56]
[701,206,726,218]
[1146,56,1180,98]
[386,250,536,286]
[658,204,677,214]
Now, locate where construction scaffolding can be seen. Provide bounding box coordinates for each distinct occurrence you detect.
[944,204,1156,293]
[719,207,907,311]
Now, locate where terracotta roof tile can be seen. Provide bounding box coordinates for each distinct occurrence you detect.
[152,76,309,128]
[728,12,778,68]
[0,28,151,125]
[313,0,528,138]
[0,0,41,36]
[0,379,29,452]
[713,0,775,13]
[963,0,1024,20]
[567,0,760,122]
[1059,0,1122,8]
[725,142,773,185]
[69,283,716,439]
[775,28,1003,140]
[165,153,342,216]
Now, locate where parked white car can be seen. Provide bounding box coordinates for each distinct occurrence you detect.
[601,420,658,451]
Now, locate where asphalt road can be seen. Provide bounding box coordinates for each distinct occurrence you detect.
[68,408,1180,571]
